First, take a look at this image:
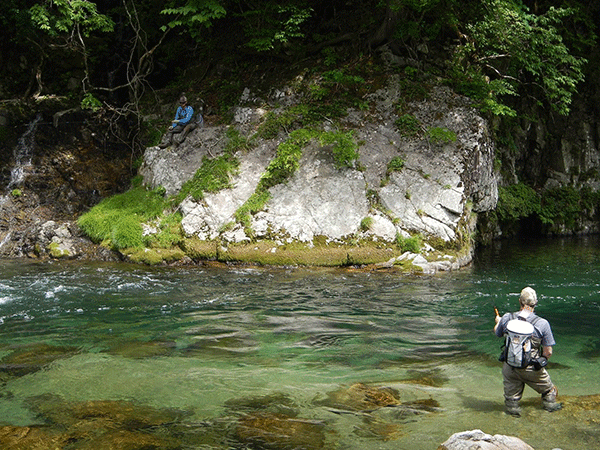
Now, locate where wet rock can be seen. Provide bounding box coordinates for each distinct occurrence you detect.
[403,368,449,387]
[33,398,188,429]
[0,343,79,377]
[235,411,329,450]
[313,382,401,412]
[225,392,298,417]
[313,382,440,442]
[438,429,534,450]
[353,415,402,441]
[0,426,65,449]
[104,339,177,359]
[27,397,190,449]
[182,330,259,356]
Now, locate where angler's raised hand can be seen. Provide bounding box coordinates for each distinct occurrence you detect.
[494,307,501,324]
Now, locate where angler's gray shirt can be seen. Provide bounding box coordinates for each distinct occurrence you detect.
[495,312,556,347]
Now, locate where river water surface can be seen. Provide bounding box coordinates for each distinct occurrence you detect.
[0,236,599,449]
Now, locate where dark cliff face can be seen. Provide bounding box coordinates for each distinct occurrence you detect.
[2,107,132,216]
[0,104,132,258]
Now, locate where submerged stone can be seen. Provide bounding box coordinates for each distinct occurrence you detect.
[403,368,449,387]
[225,392,298,417]
[182,331,259,357]
[313,382,401,411]
[353,416,402,441]
[16,397,194,449]
[0,426,65,449]
[235,411,329,450]
[0,343,79,377]
[105,339,177,359]
[32,397,188,429]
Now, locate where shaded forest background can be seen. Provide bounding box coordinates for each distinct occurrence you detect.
[2,0,600,242]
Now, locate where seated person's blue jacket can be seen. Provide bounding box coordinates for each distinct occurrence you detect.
[172,105,194,127]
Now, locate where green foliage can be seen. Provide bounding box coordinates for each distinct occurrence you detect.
[81,93,102,111]
[174,154,239,204]
[11,189,22,198]
[145,212,184,248]
[78,185,169,250]
[538,186,597,227]
[111,216,144,249]
[240,3,313,52]
[496,183,540,222]
[360,217,374,232]
[387,157,405,175]
[307,68,365,104]
[426,127,457,145]
[224,127,254,153]
[30,0,114,37]
[496,183,600,232]
[396,233,422,253]
[161,0,227,38]
[453,0,586,116]
[318,130,360,169]
[395,114,421,137]
[235,190,271,231]
[259,128,311,190]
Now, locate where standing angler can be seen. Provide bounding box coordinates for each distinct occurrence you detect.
[494,287,563,416]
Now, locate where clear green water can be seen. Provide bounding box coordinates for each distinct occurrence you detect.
[0,236,599,449]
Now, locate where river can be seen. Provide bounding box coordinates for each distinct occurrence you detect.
[0,236,599,449]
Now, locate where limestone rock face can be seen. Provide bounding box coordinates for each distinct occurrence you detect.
[140,81,498,266]
[438,429,535,450]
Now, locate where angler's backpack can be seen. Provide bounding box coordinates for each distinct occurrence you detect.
[499,314,542,368]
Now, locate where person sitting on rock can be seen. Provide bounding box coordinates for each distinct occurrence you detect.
[159,95,194,148]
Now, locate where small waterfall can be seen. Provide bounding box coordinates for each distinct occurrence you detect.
[0,113,42,217]
[0,231,11,250]
[7,113,42,190]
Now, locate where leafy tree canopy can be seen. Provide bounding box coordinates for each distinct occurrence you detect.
[2,0,596,123]
[452,0,589,116]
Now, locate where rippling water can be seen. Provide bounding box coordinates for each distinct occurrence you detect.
[0,236,599,449]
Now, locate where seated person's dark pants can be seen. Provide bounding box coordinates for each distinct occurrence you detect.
[160,124,185,147]
[178,122,197,144]
[160,123,198,147]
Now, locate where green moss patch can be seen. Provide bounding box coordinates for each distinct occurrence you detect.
[124,247,186,265]
[182,237,219,260]
[218,240,405,267]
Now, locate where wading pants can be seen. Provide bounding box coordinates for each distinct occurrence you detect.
[502,362,557,404]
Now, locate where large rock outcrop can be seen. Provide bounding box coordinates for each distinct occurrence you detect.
[140,80,497,269]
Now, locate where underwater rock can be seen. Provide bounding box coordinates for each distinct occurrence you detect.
[182,330,259,356]
[104,339,177,359]
[403,368,449,387]
[32,398,188,429]
[438,429,534,450]
[21,397,191,449]
[0,426,65,449]
[235,411,329,450]
[353,415,402,441]
[313,382,402,411]
[0,343,79,377]
[225,392,299,417]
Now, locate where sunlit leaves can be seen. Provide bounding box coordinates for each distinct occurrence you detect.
[30,0,114,38]
[455,0,586,116]
[161,0,226,37]
[242,4,313,52]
